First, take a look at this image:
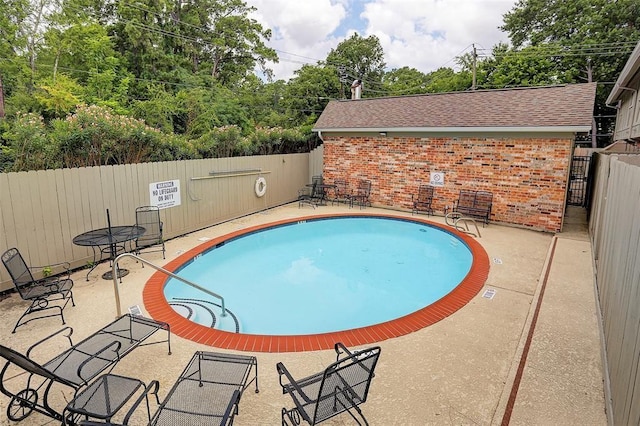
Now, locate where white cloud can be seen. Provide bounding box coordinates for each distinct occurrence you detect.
[246,0,516,81]
[247,0,347,80]
[363,0,514,72]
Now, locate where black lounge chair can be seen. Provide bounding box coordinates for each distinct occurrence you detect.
[349,180,372,209]
[277,342,381,425]
[0,314,171,423]
[134,206,165,259]
[298,175,325,208]
[412,185,435,216]
[78,351,258,425]
[1,247,75,333]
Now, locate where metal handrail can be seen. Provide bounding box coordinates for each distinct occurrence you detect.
[455,217,481,238]
[444,212,482,238]
[111,253,226,318]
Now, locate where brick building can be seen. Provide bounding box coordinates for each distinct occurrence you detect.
[313,83,596,232]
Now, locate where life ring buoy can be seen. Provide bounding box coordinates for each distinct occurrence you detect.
[255,177,267,197]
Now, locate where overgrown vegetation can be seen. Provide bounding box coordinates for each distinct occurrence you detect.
[1,0,639,171]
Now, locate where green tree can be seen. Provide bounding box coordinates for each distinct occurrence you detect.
[382,67,429,95]
[479,44,567,89]
[22,0,53,79]
[110,0,179,98]
[111,0,277,93]
[501,0,640,145]
[131,89,178,134]
[176,86,251,137]
[325,34,386,97]
[0,0,31,101]
[33,74,83,119]
[501,0,640,81]
[424,67,472,93]
[283,65,340,126]
[41,20,130,110]
[193,125,245,158]
[238,77,290,128]
[0,0,322,171]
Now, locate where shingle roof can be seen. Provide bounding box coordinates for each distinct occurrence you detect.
[313,83,597,132]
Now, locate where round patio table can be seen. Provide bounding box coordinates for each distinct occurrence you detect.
[304,183,337,206]
[73,225,146,281]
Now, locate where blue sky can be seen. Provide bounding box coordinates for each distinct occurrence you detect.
[246,0,516,82]
[332,1,367,37]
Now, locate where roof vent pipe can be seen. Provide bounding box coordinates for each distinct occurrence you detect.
[351,79,362,100]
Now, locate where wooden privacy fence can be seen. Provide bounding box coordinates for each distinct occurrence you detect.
[309,144,324,179]
[0,153,314,291]
[589,153,640,426]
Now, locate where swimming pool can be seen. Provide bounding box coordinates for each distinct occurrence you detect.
[143,213,490,352]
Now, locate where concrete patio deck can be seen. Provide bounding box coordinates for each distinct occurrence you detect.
[0,204,607,425]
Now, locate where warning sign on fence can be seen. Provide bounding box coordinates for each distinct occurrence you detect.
[150,180,181,209]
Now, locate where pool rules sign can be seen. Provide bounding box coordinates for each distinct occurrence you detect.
[430,172,444,187]
[150,180,181,209]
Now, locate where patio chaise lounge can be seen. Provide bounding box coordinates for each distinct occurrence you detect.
[1,247,75,333]
[277,342,381,425]
[76,351,258,425]
[0,314,170,423]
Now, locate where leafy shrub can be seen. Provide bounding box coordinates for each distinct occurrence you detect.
[193,125,245,158]
[2,112,59,171]
[52,104,182,167]
[247,126,310,154]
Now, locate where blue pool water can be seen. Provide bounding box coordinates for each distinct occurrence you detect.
[164,217,473,335]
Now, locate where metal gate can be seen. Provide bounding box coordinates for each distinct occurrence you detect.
[568,155,591,206]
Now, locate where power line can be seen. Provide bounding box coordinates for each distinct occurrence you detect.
[477,41,637,60]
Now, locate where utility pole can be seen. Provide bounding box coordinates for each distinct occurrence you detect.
[586,58,597,148]
[338,66,347,99]
[471,44,477,90]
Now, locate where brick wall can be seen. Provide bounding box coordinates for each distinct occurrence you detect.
[322,135,572,232]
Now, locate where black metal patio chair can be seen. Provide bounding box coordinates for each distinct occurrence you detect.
[277,342,381,425]
[0,314,171,423]
[412,184,435,216]
[349,180,372,209]
[331,178,351,205]
[134,206,165,259]
[1,247,75,333]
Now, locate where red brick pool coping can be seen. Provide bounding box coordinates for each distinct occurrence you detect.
[143,213,490,353]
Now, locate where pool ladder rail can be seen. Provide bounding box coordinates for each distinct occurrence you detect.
[168,297,241,333]
[111,253,229,324]
[445,212,482,238]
